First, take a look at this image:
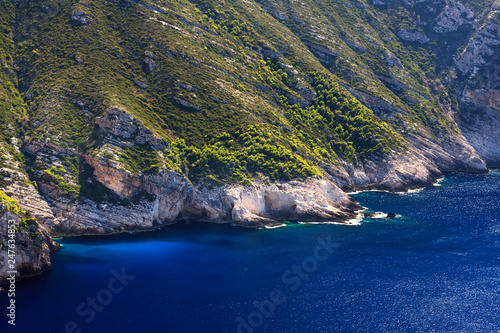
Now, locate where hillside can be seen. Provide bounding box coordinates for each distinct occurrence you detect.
[0,0,498,281]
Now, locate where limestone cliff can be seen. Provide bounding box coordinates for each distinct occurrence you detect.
[0,197,59,285]
[16,103,486,239]
[456,9,500,167]
[21,112,360,236]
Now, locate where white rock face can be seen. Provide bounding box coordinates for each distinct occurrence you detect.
[226,179,355,225]
[38,166,196,236]
[455,8,500,166]
[35,161,358,235]
[461,110,500,167]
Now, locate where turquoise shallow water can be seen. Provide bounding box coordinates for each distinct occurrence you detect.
[2,171,500,332]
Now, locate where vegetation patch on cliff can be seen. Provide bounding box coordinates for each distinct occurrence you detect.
[0,190,39,233]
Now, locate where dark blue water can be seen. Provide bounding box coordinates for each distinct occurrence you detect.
[2,172,500,332]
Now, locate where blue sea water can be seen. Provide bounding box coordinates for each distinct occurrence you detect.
[2,172,500,332]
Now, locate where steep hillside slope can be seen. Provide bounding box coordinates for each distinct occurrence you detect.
[0,0,497,250]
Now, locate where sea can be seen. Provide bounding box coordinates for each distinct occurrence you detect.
[2,171,499,332]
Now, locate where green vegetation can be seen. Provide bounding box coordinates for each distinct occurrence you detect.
[282,74,404,161]
[0,190,39,232]
[0,2,27,143]
[167,125,320,184]
[28,154,82,197]
[119,145,162,175]
[41,166,81,196]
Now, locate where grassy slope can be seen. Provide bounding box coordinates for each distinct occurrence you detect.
[3,0,409,189]
[257,0,467,135]
[2,0,489,193]
[0,2,27,143]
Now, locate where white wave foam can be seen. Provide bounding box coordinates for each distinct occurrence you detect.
[345,216,363,225]
[298,219,362,226]
[347,189,391,195]
[263,223,288,229]
[433,177,445,186]
[363,212,402,219]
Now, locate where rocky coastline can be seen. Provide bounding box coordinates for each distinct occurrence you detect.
[1,0,499,286]
[1,127,496,286]
[1,124,494,286]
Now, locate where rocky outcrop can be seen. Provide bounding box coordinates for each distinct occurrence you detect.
[433,1,473,33]
[460,109,500,167]
[341,35,368,53]
[397,29,430,43]
[40,169,194,236]
[0,201,59,285]
[323,131,486,192]
[173,97,202,111]
[383,53,402,68]
[459,88,500,167]
[340,84,403,116]
[303,41,340,67]
[133,78,149,89]
[455,22,500,75]
[95,108,166,150]
[455,9,500,167]
[226,179,358,226]
[0,142,59,227]
[35,152,359,235]
[70,10,92,25]
[209,96,229,104]
[143,57,156,73]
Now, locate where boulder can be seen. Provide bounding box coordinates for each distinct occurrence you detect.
[143,58,156,73]
[173,97,202,111]
[397,29,430,44]
[70,10,92,25]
